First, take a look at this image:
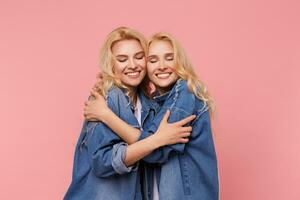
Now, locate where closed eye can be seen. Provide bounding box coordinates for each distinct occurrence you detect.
[148,55,158,63]
[116,55,128,62]
[165,53,174,61]
[149,59,157,63]
[135,52,145,60]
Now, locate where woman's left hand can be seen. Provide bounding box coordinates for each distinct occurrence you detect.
[83,89,108,122]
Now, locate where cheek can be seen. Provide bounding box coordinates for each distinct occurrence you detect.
[113,62,126,76]
[167,60,176,68]
[146,64,155,74]
[136,59,146,68]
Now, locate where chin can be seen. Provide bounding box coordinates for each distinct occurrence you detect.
[124,80,142,87]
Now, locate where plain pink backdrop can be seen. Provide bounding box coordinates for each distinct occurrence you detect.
[1,0,299,199]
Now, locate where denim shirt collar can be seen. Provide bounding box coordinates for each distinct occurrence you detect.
[153,79,183,104]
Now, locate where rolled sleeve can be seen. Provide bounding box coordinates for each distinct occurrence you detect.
[112,142,139,174]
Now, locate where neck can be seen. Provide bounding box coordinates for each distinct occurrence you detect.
[156,83,176,95]
[126,86,138,104]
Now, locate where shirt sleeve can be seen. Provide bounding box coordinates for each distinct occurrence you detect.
[186,109,219,195]
[85,91,138,178]
[87,123,138,178]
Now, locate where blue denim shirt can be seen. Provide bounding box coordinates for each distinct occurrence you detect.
[139,79,219,200]
[64,86,155,200]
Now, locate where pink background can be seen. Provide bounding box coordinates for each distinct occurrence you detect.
[1,0,299,199]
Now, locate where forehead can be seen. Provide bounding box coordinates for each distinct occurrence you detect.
[148,40,173,55]
[112,39,144,55]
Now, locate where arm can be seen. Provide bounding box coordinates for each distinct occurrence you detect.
[87,112,191,175]
[87,122,135,177]
[139,101,195,164]
[84,90,140,144]
[84,89,194,145]
[185,109,219,197]
[122,110,193,166]
[107,81,196,164]
[84,82,195,165]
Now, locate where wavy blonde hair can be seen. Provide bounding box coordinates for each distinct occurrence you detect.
[148,32,215,114]
[98,27,148,101]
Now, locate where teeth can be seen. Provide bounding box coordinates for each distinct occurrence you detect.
[127,71,139,76]
[157,73,170,78]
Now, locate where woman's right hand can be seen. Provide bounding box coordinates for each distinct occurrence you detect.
[154,110,196,147]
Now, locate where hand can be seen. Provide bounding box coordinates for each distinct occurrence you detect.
[154,110,196,147]
[83,89,108,121]
[92,72,103,92]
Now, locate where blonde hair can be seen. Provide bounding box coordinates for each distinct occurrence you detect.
[98,27,148,101]
[148,32,215,114]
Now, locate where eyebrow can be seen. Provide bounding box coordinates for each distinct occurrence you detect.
[135,51,145,56]
[148,52,174,58]
[115,55,128,57]
[165,53,174,56]
[115,51,145,57]
[148,55,157,58]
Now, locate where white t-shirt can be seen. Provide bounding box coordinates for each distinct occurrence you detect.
[134,97,159,200]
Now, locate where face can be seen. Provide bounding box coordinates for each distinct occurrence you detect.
[147,40,179,94]
[112,39,146,87]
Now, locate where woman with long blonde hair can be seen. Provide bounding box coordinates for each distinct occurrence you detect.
[64,28,195,200]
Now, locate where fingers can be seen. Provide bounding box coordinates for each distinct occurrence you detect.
[180,132,191,138]
[180,126,192,133]
[162,110,171,122]
[90,89,100,99]
[176,115,196,126]
[179,138,189,143]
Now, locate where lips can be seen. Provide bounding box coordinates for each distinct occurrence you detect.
[156,72,172,79]
[125,71,142,78]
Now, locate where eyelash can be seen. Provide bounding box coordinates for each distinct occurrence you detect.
[117,55,144,62]
[135,55,144,59]
[149,57,173,63]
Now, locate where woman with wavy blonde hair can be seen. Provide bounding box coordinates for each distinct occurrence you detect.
[97,27,148,101]
[64,27,194,200]
[147,32,215,113]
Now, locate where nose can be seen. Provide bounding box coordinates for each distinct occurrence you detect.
[158,60,167,70]
[128,58,138,70]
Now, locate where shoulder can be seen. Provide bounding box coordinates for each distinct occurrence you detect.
[106,86,126,102]
[173,79,195,100]
[194,97,209,117]
[169,79,196,114]
[106,86,129,113]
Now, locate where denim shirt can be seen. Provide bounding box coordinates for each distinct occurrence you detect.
[140,79,219,200]
[64,86,155,200]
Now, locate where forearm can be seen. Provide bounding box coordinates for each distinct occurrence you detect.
[124,134,162,166]
[102,108,141,144]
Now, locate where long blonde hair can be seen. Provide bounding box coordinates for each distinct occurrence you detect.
[98,27,148,101]
[148,32,215,114]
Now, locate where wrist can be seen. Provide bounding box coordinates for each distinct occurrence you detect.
[97,107,111,123]
[150,133,164,148]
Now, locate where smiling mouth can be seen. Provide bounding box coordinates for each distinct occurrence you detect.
[125,71,141,78]
[156,72,172,79]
